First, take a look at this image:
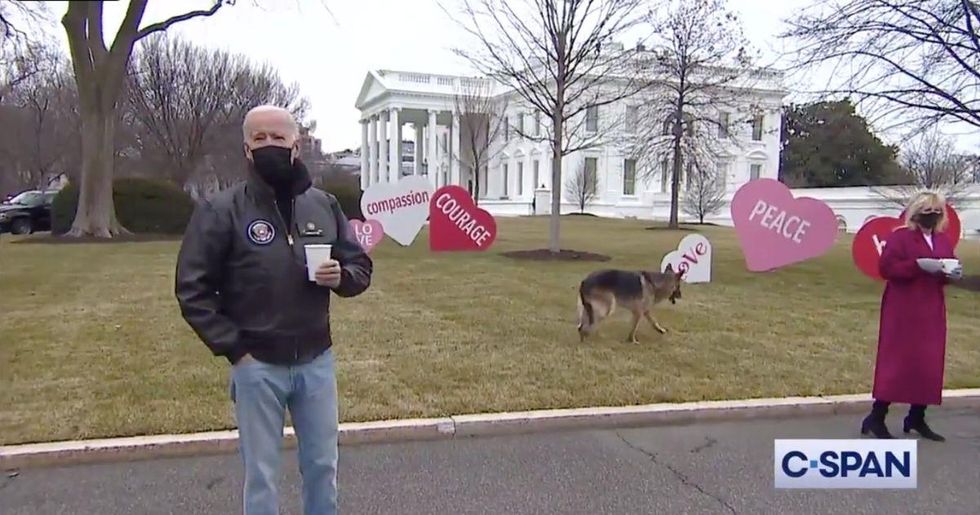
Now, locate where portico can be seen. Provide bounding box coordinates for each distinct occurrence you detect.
[354,71,472,194]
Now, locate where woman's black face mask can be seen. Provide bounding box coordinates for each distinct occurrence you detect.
[914,210,942,230]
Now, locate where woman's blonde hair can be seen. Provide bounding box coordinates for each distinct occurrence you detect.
[904,191,948,232]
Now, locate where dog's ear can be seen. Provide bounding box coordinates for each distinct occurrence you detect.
[664,263,674,274]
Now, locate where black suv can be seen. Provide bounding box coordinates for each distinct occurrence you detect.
[0,190,59,235]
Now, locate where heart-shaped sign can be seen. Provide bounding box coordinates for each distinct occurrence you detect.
[731,178,838,272]
[660,233,712,283]
[852,203,963,281]
[428,185,497,251]
[349,218,384,253]
[359,175,434,246]
[852,216,902,280]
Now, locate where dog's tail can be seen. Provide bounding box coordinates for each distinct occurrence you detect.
[578,282,594,327]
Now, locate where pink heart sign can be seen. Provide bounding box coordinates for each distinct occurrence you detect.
[349,219,384,253]
[730,178,838,272]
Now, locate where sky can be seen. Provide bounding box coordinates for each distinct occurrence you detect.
[35,0,978,154]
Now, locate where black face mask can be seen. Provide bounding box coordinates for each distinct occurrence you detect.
[915,212,942,230]
[249,145,295,188]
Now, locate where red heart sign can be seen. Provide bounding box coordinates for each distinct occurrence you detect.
[349,219,383,253]
[428,185,497,251]
[852,216,902,280]
[852,203,962,281]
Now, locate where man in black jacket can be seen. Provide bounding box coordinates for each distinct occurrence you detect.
[175,105,372,515]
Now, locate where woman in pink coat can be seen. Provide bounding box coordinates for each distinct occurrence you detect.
[862,192,961,441]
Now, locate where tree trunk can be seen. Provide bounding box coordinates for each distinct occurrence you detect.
[473,161,480,206]
[67,105,128,237]
[548,133,562,253]
[669,129,683,229]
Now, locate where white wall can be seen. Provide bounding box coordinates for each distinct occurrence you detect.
[482,184,980,241]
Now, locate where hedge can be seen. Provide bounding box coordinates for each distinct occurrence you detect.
[318,178,363,221]
[53,177,195,235]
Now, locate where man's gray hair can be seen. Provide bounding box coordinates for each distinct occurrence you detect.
[242,105,299,139]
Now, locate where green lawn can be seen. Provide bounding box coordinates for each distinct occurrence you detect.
[1,216,979,446]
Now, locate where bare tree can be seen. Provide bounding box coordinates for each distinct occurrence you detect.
[630,0,761,229]
[564,161,598,213]
[4,56,79,190]
[445,0,655,253]
[780,0,980,135]
[874,129,975,207]
[452,77,508,205]
[60,0,234,238]
[125,33,309,189]
[0,2,53,105]
[681,161,726,224]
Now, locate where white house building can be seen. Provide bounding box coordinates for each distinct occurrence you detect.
[354,65,786,222]
[353,68,980,238]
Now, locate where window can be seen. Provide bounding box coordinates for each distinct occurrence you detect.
[504,116,510,141]
[750,163,762,180]
[533,160,540,189]
[584,157,598,190]
[662,117,672,136]
[683,113,695,137]
[625,105,638,134]
[716,161,729,188]
[517,161,524,196]
[535,111,541,136]
[623,159,636,195]
[751,115,764,141]
[718,112,730,138]
[586,105,598,132]
[8,191,44,207]
[518,113,525,138]
[502,164,509,197]
[660,159,669,192]
[480,167,488,197]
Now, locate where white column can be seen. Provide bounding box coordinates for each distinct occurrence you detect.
[378,110,389,184]
[389,108,401,183]
[360,119,369,190]
[427,109,438,189]
[413,123,422,175]
[451,112,461,186]
[368,115,378,186]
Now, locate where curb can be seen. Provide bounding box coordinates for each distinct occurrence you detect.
[3,389,979,470]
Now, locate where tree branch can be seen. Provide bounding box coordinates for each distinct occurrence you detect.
[135,1,228,41]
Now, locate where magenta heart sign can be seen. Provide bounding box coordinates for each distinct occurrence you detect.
[349,219,383,253]
[730,178,838,272]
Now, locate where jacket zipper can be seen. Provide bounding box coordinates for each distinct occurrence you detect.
[273,197,300,362]
[273,198,295,247]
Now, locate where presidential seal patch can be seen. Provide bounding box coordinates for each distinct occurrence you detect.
[247,220,275,245]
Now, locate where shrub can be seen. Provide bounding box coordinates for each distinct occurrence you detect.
[318,179,363,221]
[52,177,195,235]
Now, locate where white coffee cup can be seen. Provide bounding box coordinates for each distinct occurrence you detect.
[304,244,333,282]
[940,258,961,275]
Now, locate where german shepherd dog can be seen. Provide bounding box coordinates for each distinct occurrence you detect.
[576,264,684,344]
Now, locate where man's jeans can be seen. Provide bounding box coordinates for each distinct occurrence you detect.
[230,348,339,515]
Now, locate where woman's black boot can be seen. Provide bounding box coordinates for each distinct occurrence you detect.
[904,405,945,442]
[860,400,894,439]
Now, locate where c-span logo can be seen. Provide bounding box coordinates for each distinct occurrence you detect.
[774,439,917,489]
